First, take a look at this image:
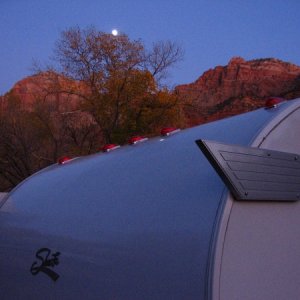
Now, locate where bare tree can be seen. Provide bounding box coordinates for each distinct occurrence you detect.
[0,91,103,191]
[146,40,184,84]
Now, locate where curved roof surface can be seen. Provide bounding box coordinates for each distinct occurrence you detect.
[0,99,298,299]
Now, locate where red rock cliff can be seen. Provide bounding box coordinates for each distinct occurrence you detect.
[2,57,300,126]
[1,72,85,112]
[176,57,300,125]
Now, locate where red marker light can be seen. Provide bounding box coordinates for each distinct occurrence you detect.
[265,97,285,109]
[128,136,148,145]
[102,144,120,152]
[161,127,180,136]
[58,156,72,165]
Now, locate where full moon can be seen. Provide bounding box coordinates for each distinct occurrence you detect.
[112,29,118,36]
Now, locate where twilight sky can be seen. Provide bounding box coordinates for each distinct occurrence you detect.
[1,0,300,95]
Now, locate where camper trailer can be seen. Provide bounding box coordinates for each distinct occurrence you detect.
[0,98,300,299]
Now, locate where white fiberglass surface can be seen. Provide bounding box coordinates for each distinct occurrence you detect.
[0,99,298,299]
[215,100,300,300]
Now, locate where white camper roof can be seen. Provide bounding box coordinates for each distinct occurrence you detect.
[1,98,300,299]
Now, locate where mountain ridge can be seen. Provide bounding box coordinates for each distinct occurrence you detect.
[2,57,300,125]
[176,57,300,124]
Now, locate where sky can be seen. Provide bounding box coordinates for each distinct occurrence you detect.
[1,0,300,95]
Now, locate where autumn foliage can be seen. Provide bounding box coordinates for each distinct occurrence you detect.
[0,27,184,191]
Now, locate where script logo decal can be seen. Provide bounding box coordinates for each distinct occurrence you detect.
[30,248,61,282]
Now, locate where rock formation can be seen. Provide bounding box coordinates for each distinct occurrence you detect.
[1,72,85,113]
[176,57,300,125]
[2,57,300,126]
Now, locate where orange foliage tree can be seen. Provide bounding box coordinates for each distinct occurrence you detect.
[0,27,184,191]
[51,26,184,143]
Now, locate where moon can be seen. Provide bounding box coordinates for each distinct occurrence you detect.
[112,29,118,36]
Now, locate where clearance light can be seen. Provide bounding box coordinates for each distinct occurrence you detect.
[161,127,180,136]
[102,144,120,152]
[128,136,148,145]
[265,97,285,109]
[58,156,72,165]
